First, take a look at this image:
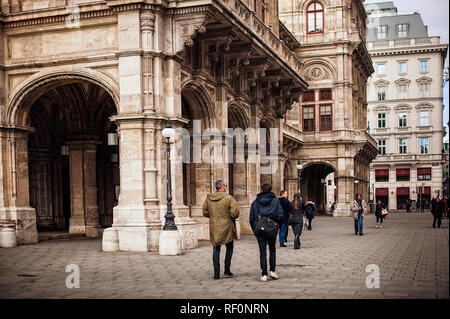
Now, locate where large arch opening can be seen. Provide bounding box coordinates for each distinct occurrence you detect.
[300,162,336,215]
[181,84,213,219]
[16,77,119,236]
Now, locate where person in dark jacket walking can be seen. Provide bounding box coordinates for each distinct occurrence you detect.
[375,200,386,229]
[304,201,315,230]
[291,193,304,249]
[416,199,420,212]
[432,196,444,228]
[249,184,284,282]
[278,190,292,247]
[431,197,437,216]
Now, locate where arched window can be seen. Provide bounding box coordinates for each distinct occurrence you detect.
[307,2,324,34]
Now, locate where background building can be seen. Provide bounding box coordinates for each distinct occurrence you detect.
[280,0,377,216]
[365,1,448,210]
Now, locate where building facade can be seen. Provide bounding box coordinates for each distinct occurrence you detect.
[279,0,377,216]
[0,0,375,251]
[365,2,448,210]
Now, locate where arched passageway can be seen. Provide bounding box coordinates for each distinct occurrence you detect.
[17,78,119,235]
[300,163,336,215]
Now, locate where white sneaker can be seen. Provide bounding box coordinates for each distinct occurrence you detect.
[269,271,279,279]
[261,275,268,282]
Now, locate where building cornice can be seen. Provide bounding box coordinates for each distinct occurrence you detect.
[369,46,448,57]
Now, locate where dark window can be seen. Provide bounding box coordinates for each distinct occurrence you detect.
[319,89,332,100]
[319,104,332,130]
[375,169,389,182]
[302,90,315,102]
[396,168,410,181]
[303,105,315,131]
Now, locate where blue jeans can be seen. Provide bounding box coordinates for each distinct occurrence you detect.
[354,214,363,234]
[279,223,288,245]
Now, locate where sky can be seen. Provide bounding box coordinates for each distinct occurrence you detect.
[364,0,449,142]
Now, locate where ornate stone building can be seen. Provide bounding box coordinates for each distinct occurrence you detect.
[0,0,375,251]
[279,0,377,216]
[365,2,448,210]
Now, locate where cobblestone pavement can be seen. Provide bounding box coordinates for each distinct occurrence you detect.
[0,213,448,299]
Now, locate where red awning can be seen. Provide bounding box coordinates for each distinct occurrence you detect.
[417,168,431,175]
[376,188,389,196]
[397,187,410,195]
[423,186,431,195]
[396,169,410,176]
[375,169,389,177]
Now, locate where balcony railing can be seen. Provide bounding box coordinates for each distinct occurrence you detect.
[367,37,440,50]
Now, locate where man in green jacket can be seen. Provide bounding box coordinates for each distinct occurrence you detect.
[202,180,240,280]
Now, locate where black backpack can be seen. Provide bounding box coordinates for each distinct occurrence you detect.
[254,202,279,240]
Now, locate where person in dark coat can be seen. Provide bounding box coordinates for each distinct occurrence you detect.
[431,197,437,216]
[416,199,420,212]
[278,190,292,247]
[249,183,284,282]
[290,193,304,249]
[432,196,444,228]
[304,201,315,230]
[375,200,386,229]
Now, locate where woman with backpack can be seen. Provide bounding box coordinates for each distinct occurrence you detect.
[249,183,284,282]
[291,194,305,249]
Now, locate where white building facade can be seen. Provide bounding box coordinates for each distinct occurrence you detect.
[365,2,448,210]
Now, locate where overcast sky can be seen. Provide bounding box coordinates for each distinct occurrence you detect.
[364,0,449,142]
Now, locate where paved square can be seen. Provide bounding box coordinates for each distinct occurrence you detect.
[0,213,448,299]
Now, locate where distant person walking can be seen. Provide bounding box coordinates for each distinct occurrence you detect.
[278,190,292,247]
[291,194,305,249]
[416,199,421,212]
[432,196,444,228]
[375,200,386,229]
[406,199,411,212]
[431,197,437,215]
[249,184,284,282]
[351,193,368,236]
[304,201,315,230]
[202,180,239,280]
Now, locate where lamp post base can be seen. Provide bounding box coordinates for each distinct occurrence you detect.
[159,230,182,255]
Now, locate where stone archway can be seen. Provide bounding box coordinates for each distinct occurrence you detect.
[300,162,336,215]
[180,83,214,240]
[4,72,119,240]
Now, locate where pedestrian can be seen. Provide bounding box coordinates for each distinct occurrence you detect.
[202,180,240,280]
[406,199,411,212]
[290,194,304,249]
[421,200,425,212]
[375,199,386,229]
[249,183,284,282]
[416,199,420,212]
[432,196,444,228]
[431,196,437,216]
[351,193,368,236]
[278,190,292,247]
[304,201,315,230]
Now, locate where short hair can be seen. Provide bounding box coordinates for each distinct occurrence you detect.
[261,183,272,193]
[280,190,287,196]
[215,180,225,191]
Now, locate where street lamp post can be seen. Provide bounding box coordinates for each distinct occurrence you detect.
[354,179,359,195]
[159,120,182,255]
[296,160,302,195]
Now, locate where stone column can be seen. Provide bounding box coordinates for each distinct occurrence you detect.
[0,127,38,244]
[84,142,101,237]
